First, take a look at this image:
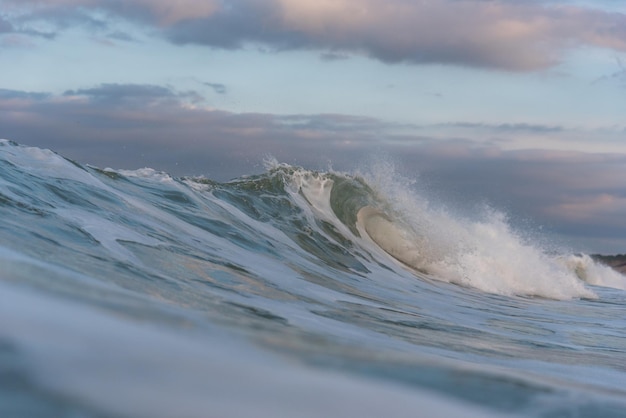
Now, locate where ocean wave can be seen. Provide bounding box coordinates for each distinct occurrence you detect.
[1,139,622,300]
[2,140,626,417]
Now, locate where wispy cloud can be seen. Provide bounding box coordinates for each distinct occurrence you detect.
[63,84,184,105]
[0,88,50,99]
[441,122,565,134]
[4,0,626,71]
[0,16,14,33]
[0,10,56,39]
[106,30,135,42]
[592,55,626,86]
[203,82,227,95]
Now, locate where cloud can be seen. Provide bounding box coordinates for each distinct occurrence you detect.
[0,16,15,33]
[545,194,626,223]
[442,122,565,134]
[4,0,626,71]
[0,10,56,39]
[108,0,221,26]
[0,88,50,99]
[278,114,404,133]
[203,82,227,95]
[3,0,220,26]
[63,84,184,105]
[319,51,350,62]
[592,55,626,87]
[0,88,51,109]
[106,30,135,42]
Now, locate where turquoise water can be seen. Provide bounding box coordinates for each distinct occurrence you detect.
[1,139,625,417]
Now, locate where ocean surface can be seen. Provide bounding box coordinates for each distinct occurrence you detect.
[1,139,626,417]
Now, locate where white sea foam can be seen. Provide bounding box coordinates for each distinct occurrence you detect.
[0,141,101,185]
[116,167,176,183]
[55,208,161,263]
[355,162,598,300]
[289,169,335,218]
[559,254,626,290]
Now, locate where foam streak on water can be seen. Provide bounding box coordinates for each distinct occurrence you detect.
[1,140,626,417]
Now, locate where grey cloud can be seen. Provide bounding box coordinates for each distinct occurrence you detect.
[8,5,108,41]
[165,1,310,50]
[277,114,405,133]
[497,123,563,133]
[203,82,227,94]
[319,51,350,62]
[63,83,204,107]
[0,13,56,39]
[106,31,135,42]
[0,16,14,33]
[2,0,219,32]
[0,88,50,100]
[24,29,56,39]
[442,122,564,133]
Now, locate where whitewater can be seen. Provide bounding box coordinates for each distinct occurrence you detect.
[1,139,625,417]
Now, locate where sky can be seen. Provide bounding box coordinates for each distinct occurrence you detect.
[0,0,625,254]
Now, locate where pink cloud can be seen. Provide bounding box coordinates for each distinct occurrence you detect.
[4,0,626,71]
[545,194,626,222]
[273,0,626,70]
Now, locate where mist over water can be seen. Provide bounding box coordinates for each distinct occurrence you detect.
[1,140,626,417]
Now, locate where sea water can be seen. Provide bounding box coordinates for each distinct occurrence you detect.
[1,139,625,417]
